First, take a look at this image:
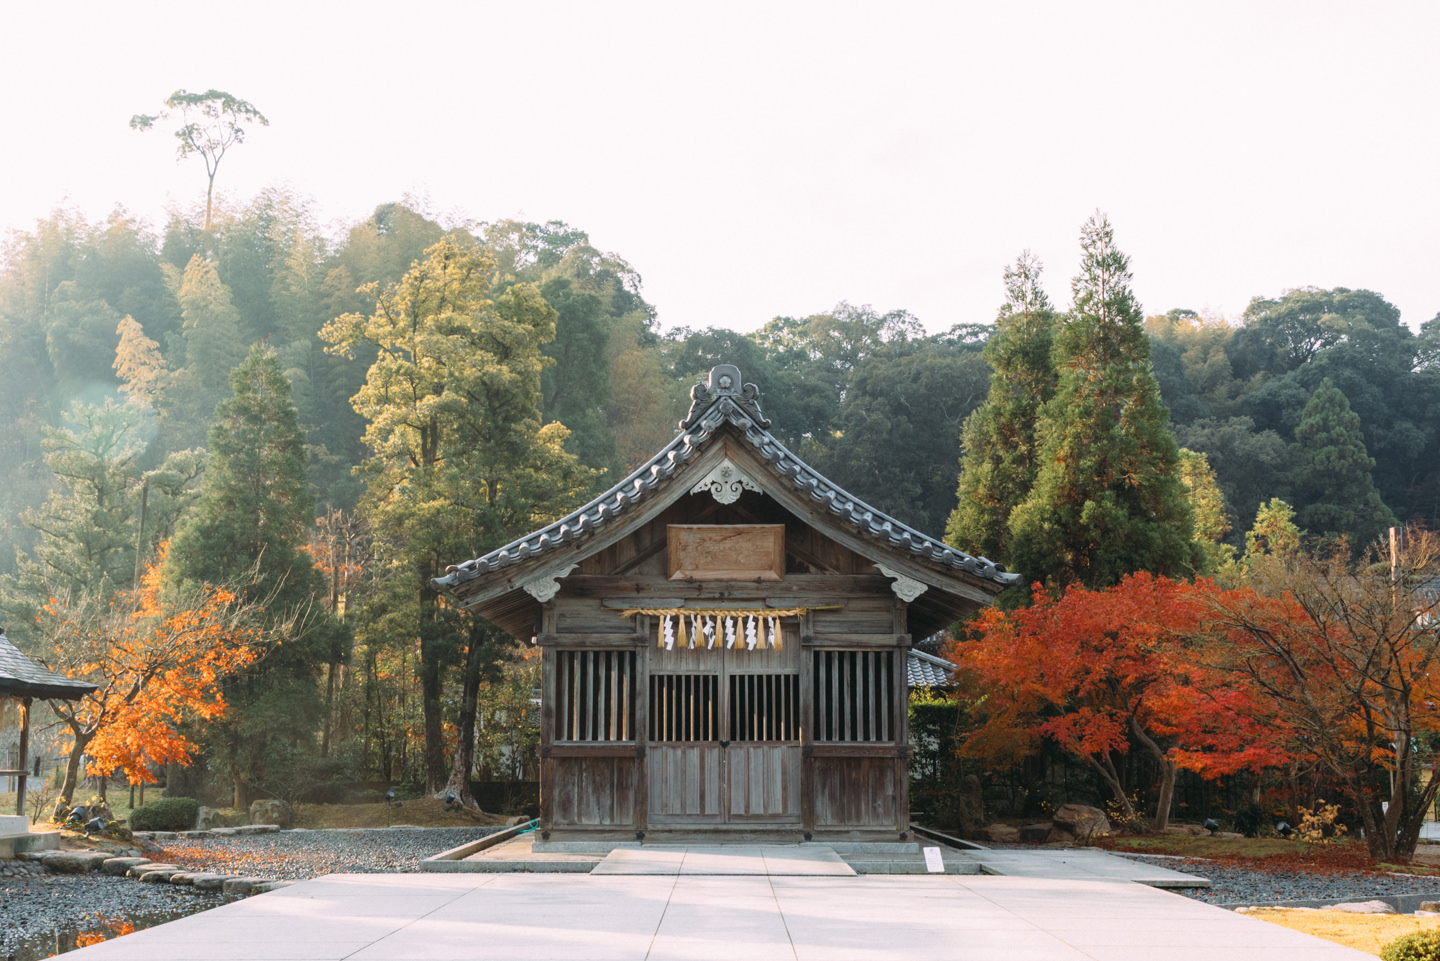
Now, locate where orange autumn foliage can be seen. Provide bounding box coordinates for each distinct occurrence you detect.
[40,542,263,786]
[954,573,1286,827]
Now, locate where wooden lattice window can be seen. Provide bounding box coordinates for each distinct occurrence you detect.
[556,649,636,742]
[729,674,800,741]
[813,649,895,742]
[649,674,720,742]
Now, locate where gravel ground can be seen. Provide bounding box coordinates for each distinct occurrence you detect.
[0,827,499,959]
[0,874,232,959]
[1115,852,1440,906]
[159,826,501,879]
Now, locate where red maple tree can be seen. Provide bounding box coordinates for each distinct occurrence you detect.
[955,573,1284,829]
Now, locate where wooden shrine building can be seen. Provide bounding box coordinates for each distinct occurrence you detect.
[434,365,1019,841]
[0,627,96,815]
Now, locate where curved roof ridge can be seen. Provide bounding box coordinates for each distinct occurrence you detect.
[434,366,1019,592]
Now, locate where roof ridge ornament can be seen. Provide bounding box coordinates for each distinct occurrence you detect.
[690,456,762,504]
[679,364,770,430]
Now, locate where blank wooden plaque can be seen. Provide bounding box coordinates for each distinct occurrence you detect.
[667,524,785,582]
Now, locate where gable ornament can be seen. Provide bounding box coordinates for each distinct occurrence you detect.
[690,457,762,505]
[875,564,928,602]
[520,563,578,604]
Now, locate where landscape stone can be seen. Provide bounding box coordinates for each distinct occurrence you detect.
[43,851,111,873]
[982,823,1020,843]
[248,799,293,829]
[1332,900,1397,914]
[1019,822,1052,843]
[101,856,151,876]
[1420,900,1440,912]
[222,876,273,895]
[955,774,985,835]
[191,874,237,891]
[128,862,179,878]
[139,866,185,882]
[1052,803,1111,839]
[235,823,281,835]
[249,880,294,893]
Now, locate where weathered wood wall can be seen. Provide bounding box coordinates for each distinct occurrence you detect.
[541,487,911,841]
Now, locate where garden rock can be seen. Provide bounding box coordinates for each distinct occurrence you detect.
[983,823,1020,843]
[250,880,294,893]
[191,874,237,891]
[1332,900,1397,914]
[1019,822,1052,843]
[128,862,179,878]
[1053,803,1111,839]
[1420,900,1440,912]
[222,876,273,895]
[139,866,186,882]
[236,823,282,835]
[43,851,111,873]
[955,774,985,835]
[101,856,151,876]
[249,799,293,829]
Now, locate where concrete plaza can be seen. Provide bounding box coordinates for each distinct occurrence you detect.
[64,869,1373,961]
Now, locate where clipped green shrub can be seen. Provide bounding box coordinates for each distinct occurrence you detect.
[1381,930,1440,961]
[129,797,200,832]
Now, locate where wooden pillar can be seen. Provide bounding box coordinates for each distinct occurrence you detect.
[632,629,650,836]
[893,599,912,838]
[15,697,32,817]
[799,613,815,837]
[538,642,556,836]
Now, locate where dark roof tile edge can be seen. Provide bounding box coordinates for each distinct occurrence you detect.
[434,394,1020,592]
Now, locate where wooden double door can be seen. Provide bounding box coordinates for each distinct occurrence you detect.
[646,642,801,824]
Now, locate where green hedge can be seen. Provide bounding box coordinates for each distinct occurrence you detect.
[1382,930,1440,961]
[129,797,199,832]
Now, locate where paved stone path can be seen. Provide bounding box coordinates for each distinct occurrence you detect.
[63,869,1372,960]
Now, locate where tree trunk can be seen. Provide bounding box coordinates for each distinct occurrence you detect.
[440,633,486,810]
[1085,753,1133,819]
[1128,717,1176,831]
[233,775,251,812]
[57,730,93,803]
[420,636,446,794]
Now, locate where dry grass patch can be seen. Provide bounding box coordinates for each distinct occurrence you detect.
[1248,908,1440,957]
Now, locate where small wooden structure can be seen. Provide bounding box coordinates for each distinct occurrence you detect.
[434,365,1017,841]
[0,627,96,815]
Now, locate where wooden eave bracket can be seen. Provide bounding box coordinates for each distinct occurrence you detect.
[875,564,929,602]
[520,564,578,603]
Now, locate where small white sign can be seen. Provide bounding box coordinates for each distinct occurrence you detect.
[923,846,944,873]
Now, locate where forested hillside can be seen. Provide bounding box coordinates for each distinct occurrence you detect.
[3,191,1437,798]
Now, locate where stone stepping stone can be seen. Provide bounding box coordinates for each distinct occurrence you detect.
[128,862,179,878]
[233,824,280,835]
[191,874,238,891]
[139,866,186,882]
[102,856,151,876]
[249,880,294,893]
[42,851,112,873]
[222,876,274,895]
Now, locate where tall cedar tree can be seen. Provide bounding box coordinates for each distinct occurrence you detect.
[1289,377,1395,548]
[947,251,1058,569]
[1008,214,1198,589]
[166,345,344,808]
[321,239,595,801]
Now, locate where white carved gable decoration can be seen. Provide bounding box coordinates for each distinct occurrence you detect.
[521,564,578,604]
[875,564,928,602]
[690,457,762,505]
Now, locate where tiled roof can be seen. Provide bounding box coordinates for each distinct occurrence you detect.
[0,631,96,700]
[435,365,1019,593]
[907,649,957,688]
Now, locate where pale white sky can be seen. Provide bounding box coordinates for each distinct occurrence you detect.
[2,1,1436,334]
